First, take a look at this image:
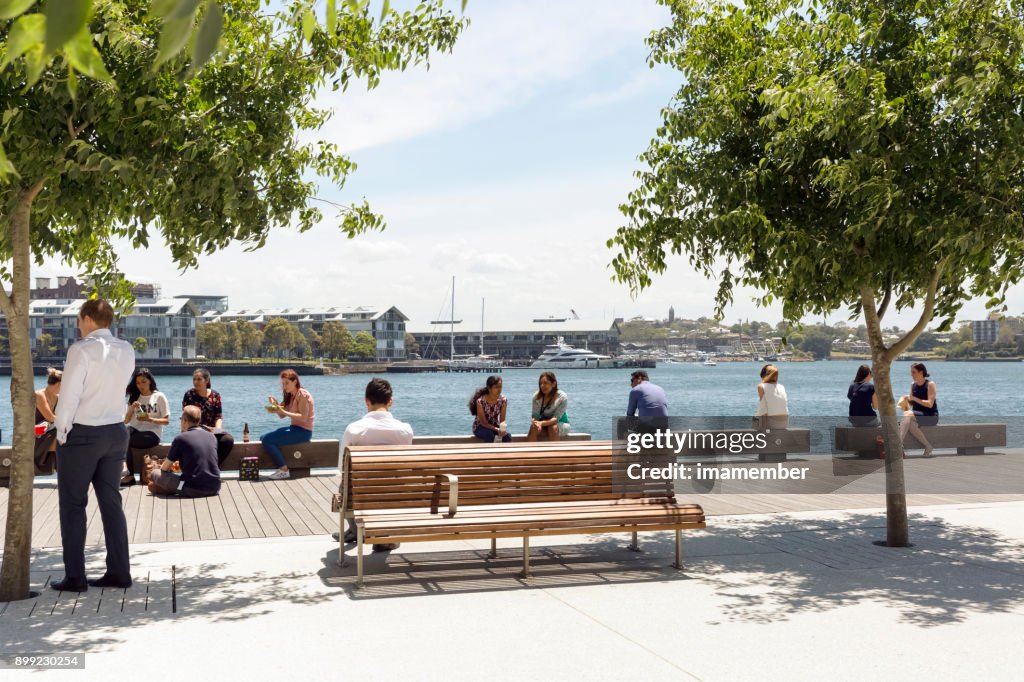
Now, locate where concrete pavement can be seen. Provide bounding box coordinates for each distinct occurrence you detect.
[2,500,1023,681]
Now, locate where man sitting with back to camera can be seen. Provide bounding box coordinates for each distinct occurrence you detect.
[333,377,414,552]
[149,405,222,498]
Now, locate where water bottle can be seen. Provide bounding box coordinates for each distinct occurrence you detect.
[499,421,507,437]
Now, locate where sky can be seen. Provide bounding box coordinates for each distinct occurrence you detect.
[35,0,1024,330]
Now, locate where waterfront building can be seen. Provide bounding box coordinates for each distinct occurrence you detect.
[409,317,621,361]
[203,305,409,360]
[29,275,160,302]
[9,298,199,360]
[174,294,229,314]
[971,318,999,346]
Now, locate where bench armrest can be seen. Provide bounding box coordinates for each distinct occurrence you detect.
[436,473,459,517]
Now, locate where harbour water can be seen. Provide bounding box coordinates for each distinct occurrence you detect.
[2,361,1020,443]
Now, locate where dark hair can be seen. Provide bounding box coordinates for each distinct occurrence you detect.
[127,367,158,403]
[79,298,114,327]
[911,362,930,378]
[533,371,558,406]
[853,365,872,384]
[279,368,302,406]
[192,368,212,389]
[365,377,393,405]
[468,375,503,415]
[631,370,648,382]
[46,367,62,385]
[760,364,779,384]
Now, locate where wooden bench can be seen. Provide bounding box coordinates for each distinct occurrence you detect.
[834,423,1007,457]
[334,441,706,587]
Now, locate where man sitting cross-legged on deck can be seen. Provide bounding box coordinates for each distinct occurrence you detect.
[149,406,222,498]
[334,378,414,552]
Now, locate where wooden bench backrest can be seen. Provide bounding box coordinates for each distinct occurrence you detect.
[344,441,673,512]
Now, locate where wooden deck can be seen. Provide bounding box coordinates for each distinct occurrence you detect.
[2,453,1024,549]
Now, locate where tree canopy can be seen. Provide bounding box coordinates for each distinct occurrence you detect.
[0,0,466,601]
[610,0,1024,545]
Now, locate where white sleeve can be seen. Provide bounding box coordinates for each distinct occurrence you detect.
[156,392,170,418]
[339,426,355,474]
[54,343,87,444]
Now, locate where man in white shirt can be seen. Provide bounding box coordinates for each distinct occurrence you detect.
[335,378,413,551]
[51,299,135,592]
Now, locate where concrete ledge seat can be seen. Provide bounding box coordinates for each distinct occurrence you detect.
[834,423,1007,457]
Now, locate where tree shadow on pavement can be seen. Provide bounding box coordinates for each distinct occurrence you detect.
[0,546,325,656]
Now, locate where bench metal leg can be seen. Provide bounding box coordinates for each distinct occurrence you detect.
[338,514,348,568]
[627,530,641,552]
[487,536,498,559]
[520,535,531,579]
[356,525,365,589]
[672,529,683,570]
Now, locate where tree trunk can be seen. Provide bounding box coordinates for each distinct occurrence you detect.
[869,355,910,546]
[860,286,910,546]
[0,183,43,601]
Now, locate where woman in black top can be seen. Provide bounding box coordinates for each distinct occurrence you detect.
[847,365,879,426]
[900,362,936,456]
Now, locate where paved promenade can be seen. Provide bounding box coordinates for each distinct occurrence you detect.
[2,499,1023,680]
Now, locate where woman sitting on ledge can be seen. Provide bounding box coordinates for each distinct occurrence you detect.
[182,368,234,466]
[847,364,879,426]
[470,375,511,443]
[900,362,937,457]
[261,369,315,480]
[527,371,570,441]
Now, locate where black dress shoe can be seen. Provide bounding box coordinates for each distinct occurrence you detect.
[372,543,400,552]
[331,530,358,543]
[88,574,133,589]
[51,577,88,592]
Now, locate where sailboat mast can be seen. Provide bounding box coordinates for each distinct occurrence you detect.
[481,298,485,355]
[454,274,458,360]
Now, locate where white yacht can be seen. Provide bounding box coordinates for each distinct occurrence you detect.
[531,338,622,369]
[446,354,502,370]
[702,358,717,366]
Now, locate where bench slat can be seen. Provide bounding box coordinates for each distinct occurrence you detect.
[361,521,707,545]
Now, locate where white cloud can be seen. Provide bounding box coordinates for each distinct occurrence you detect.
[318,0,669,152]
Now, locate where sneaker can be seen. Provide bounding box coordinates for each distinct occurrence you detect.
[372,543,400,552]
[266,469,290,480]
[331,530,357,543]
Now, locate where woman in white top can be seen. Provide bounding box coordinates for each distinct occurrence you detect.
[122,368,170,485]
[755,364,789,428]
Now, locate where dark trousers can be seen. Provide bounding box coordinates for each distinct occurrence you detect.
[125,427,161,475]
[473,425,511,443]
[57,423,131,581]
[215,431,235,466]
[150,469,219,498]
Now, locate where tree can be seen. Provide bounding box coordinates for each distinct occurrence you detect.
[910,330,939,352]
[320,321,352,359]
[34,332,54,358]
[349,330,377,360]
[0,0,465,600]
[234,320,262,359]
[610,0,1024,547]
[132,336,148,355]
[404,331,419,356]
[795,327,832,360]
[197,322,227,358]
[261,318,295,358]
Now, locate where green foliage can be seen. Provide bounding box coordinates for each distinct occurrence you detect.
[132,336,148,354]
[34,331,53,356]
[0,1,467,272]
[793,327,832,360]
[320,320,352,359]
[403,330,419,355]
[349,330,376,360]
[611,0,1024,330]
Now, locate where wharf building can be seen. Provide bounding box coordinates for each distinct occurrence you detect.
[14,297,199,360]
[201,305,409,360]
[409,317,621,361]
